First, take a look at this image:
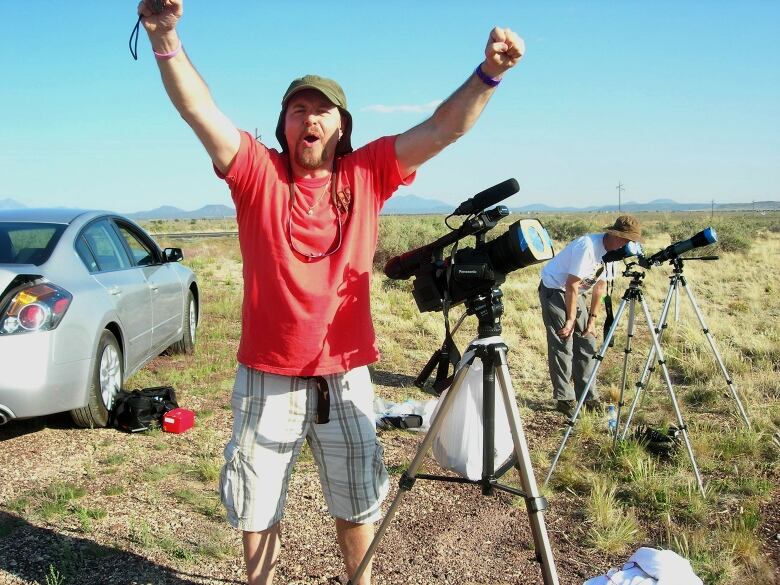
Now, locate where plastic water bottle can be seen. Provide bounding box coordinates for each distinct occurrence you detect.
[606,405,618,433]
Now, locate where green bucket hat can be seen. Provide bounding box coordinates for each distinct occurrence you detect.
[275,74,354,156]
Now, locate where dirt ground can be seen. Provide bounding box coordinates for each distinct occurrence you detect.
[0,380,777,585]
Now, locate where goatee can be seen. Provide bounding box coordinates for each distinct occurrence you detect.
[296,148,330,170]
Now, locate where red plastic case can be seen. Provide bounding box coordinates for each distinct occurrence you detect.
[162,408,195,433]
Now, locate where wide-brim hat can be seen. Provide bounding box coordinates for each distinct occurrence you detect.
[274,74,353,156]
[606,215,644,243]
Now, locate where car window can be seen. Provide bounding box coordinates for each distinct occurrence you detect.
[0,222,66,265]
[75,235,99,273]
[81,220,131,272]
[115,223,157,267]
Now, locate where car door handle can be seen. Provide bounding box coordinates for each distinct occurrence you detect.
[108,286,121,296]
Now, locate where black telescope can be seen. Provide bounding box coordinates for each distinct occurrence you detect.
[647,227,717,265]
[602,241,643,264]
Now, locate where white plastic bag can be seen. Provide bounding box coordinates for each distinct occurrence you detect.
[431,336,515,480]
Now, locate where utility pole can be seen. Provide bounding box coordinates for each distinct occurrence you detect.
[616,182,625,213]
[711,199,714,220]
[254,128,262,141]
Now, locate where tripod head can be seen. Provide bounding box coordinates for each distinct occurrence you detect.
[413,285,505,393]
[464,286,504,338]
[621,262,648,285]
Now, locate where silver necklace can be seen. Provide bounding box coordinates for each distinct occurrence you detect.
[301,175,332,215]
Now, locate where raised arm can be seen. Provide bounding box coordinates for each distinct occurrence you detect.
[394,27,525,178]
[138,0,240,173]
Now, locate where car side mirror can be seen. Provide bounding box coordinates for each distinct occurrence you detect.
[162,247,184,263]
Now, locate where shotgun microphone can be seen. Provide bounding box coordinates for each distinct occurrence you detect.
[452,178,519,216]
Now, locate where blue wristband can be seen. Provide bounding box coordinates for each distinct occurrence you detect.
[474,64,501,87]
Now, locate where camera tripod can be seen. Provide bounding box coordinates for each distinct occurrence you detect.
[543,266,705,496]
[348,288,559,585]
[619,256,751,440]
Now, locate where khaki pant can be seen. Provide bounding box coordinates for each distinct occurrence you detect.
[538,282,599,402]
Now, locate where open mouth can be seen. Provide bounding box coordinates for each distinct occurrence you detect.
[303,133,320,145]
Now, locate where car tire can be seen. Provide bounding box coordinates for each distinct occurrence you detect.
[170,290,196,355]
[71,330,123,428]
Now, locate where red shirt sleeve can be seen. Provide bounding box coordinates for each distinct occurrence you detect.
[213,131,281,213]
[344,135,415,209]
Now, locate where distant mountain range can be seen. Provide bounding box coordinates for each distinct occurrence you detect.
[381,194,453,214]
[0,198,25,210]
[1,196,777,218]
[509,198,780,213]
[126,204,237,220]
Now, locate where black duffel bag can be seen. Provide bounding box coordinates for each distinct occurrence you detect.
[109,386,178,433]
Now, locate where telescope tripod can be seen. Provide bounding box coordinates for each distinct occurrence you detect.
[348,289,559,585]
[543,267,705,496]
[620,257,752,441]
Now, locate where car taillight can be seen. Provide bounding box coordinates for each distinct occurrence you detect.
[19,303,48,330]
[0,283,72,335]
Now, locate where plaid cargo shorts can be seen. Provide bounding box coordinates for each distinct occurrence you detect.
[219,364,389,531]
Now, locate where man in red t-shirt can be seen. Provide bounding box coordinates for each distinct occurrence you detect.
[139,2,525,583]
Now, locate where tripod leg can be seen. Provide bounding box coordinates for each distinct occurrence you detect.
[348,361,473,584]
[544,297,630,488]
[495,351,559,585]
[680,278,751,429]
[482,347,497,495]
[614,298,637,446]
[621,278,676,440]
[674,277,680,323]
[638,295,706,496]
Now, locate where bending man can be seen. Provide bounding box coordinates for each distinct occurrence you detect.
[538,216,643,418]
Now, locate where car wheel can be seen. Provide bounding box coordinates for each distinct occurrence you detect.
[71,330,123,428]
[170,290,196,355]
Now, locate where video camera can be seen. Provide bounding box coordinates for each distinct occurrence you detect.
[384,179,555,313]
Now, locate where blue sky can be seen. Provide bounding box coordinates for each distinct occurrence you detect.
[1,1,778,213]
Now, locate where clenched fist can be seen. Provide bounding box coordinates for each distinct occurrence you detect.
[137,0,183,35]
[482,27,525,78]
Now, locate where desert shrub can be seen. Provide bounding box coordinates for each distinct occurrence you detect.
[637,220,665,238]
[375,215,449,270]
[542,216,598,242]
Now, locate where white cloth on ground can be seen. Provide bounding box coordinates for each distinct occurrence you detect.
[583,547,703,585]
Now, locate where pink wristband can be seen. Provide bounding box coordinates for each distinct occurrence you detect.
[153,41,182,60]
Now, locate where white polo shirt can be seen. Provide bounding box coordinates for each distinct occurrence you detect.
[540,233,614,292]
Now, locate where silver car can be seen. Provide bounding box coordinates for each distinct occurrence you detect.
[0,209,198,427]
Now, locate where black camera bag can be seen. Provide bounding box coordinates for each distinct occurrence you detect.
[109,386,179,432]
[632,424,682,459]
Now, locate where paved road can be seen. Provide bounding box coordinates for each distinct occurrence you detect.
[151,231,238,239]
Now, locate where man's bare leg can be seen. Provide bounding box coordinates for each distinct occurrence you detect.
[336,518,374,585]
[243,524,281,585]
